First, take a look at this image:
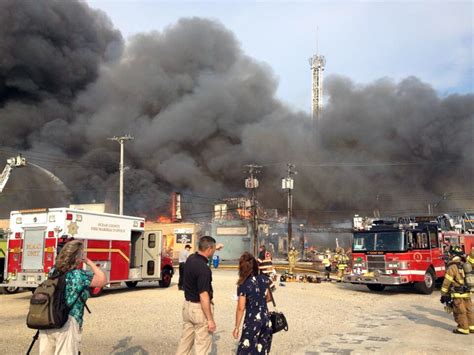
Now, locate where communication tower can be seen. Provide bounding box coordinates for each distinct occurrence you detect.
[309,53,326,123]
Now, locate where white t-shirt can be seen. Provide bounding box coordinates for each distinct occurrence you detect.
[179,249,190,263]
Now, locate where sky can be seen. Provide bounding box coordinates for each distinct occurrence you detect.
[89,0,473,112]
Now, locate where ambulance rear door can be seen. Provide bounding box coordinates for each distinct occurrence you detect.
[22,228,46,272]
[141,231,162,279]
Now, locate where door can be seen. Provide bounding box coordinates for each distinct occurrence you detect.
[141,231,162,279]
[22,228,46,271]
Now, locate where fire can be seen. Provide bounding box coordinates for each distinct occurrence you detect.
[156,216,172,223]
[237,208,252,219]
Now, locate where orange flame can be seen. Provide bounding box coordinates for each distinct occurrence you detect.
[237,208,252,219]
[156,215,172,223]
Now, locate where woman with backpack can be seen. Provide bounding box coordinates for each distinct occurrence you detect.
[39,239,107,354]
[233,252,273,354]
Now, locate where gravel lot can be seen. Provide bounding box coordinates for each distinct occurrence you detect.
[0,269,472,354]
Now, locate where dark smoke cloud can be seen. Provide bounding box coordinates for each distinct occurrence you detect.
[0,1,472,220]
[0,0,123,148]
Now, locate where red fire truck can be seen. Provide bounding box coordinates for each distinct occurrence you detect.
[344,216,445,294]
[438,213,474,255]
[0,208,174,296]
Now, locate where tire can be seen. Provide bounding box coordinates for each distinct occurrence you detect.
[367,284,385,292]
[159,269,172,288]
[89,286,103,297]
[125,281,138,288]
[2,286,20,294]
[414,268,435,295]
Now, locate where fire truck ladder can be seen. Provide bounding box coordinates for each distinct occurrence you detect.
[0,155,26,193]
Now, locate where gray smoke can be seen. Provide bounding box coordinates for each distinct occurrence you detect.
[0,0,472,221]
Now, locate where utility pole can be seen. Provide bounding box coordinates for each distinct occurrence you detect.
[282,163,296,254]
[245,164,262,256]
[108,135,134,215]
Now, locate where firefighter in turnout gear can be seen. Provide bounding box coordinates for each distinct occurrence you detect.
[288,247,298,274]
[335,248,349,282]
[440,252,473,335]
[322,251,332,281]
[463,248,474,291]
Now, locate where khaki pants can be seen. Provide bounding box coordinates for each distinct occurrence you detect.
[176,301,213,355]
[39,316,82,355]
[453,297,473,334]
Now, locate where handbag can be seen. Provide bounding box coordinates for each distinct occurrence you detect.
[268,286,288,333]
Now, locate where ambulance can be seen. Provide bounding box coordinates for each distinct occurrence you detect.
[1,208,174,296]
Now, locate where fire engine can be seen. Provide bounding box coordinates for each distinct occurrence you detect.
[1,208,174,296]
[438,213,474,254]
[344,215,445,294]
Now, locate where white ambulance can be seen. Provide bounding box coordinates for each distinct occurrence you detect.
[1,208,174,296]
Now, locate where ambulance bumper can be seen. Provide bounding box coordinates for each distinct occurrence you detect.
[1,272,47,288]
[343,274,409,285]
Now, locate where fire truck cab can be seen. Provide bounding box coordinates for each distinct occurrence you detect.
[344,216,445,294]
[1,208,174,296]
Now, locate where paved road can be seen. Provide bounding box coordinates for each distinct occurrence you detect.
[0,269,472,354]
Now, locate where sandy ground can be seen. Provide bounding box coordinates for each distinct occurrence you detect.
[0,269,472,354]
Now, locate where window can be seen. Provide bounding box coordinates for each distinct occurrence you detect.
[414,232,429,249]
[148,233,156,248]
[147,260,155,275]
[352,231,404,251]
[429,228,438,248]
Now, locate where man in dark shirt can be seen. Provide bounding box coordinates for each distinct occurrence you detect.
[176,236,216,355]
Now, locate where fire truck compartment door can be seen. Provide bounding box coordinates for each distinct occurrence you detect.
[141,231,162,279]
[22,228,46,271]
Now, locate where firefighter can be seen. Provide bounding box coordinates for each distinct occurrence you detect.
[463,248,474,291]
[440,250,473,334]
[336,248,349,282]
[288,247,298,274]
[322,250,332,281]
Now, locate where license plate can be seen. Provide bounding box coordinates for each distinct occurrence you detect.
[27,276,35,282]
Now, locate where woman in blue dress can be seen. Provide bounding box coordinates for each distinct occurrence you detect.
[233,252,273,354]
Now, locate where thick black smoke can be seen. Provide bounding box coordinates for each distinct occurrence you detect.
[0,0,472,221]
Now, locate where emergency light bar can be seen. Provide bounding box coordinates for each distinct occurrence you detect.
[17,208,48,214]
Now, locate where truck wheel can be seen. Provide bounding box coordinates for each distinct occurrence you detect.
[90,287,103,297]
[2,286,20,294]
[125,281,138,288]
[414,268,435,294]
[367,284,385,292]
[159,269,172,288]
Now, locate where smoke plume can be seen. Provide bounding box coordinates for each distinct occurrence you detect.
[0,0,472,221]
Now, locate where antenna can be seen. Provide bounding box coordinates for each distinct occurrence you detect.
[316,26,319,54]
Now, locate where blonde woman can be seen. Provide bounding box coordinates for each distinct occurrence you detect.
[39,240,106,355]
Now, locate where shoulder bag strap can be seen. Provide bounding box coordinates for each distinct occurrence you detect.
[268,283,276,307]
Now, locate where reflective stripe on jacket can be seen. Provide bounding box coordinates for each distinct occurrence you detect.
[441,262,470,298]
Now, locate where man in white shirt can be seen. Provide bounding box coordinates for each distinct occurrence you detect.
[178,244,191,290]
